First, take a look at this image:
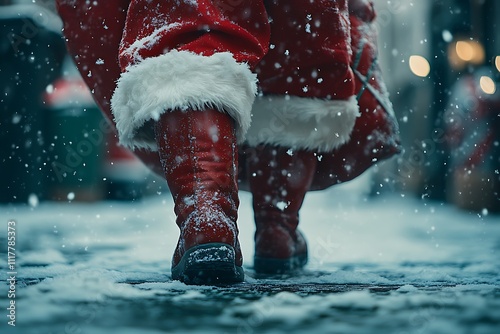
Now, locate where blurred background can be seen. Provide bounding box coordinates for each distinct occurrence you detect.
[1,0,499,213]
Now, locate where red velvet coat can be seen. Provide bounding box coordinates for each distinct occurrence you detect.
[55,0,400,189]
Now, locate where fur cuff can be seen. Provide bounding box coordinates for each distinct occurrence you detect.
[245,95,359,152]
[111,50,257,151]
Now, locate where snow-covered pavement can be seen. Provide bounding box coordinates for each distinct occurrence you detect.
[1,178,499,334]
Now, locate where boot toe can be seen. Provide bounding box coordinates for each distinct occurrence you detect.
[172,243,244,285]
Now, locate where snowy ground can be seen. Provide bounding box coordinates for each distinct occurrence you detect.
[1,176,499,334]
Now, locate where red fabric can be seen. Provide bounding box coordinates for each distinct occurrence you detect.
[56,0,400,189]
[310,0,401,190]
[120,1,269,69]
[56,0,128,124]
[255,0,354,100]
[56,0,151,175]
[56,0,355,114]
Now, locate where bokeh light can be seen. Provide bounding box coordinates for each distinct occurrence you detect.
[479,76,496,94]
[409,55,431,77]
[448,39,485,70]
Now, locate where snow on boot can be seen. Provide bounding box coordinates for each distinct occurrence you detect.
[155,109,244,285]
[247,145,317,274]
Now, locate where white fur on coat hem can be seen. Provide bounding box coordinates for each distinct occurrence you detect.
[111,50,257,151]
[245,95,359,152]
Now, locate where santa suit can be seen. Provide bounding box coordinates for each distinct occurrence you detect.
[56,0,399,187]
[56,0,400,282]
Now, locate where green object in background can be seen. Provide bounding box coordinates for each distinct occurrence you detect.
[44,79,109,202]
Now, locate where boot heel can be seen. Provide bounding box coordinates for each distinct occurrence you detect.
[172,243,244,285]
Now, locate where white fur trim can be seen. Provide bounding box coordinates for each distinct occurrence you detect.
[245,95,359,152]
[111,50,257,151]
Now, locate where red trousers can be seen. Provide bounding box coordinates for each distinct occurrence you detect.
[56,0,400,188]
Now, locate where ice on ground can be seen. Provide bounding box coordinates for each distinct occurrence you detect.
[0,176,499,333]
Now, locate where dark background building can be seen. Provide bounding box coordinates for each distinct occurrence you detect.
[375,0,500,211]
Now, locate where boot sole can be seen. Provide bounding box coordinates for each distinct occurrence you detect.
[172,243,244,285]
[254,253,308,275]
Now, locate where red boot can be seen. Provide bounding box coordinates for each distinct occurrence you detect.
[154,109,244,284]
[247,145,317,274]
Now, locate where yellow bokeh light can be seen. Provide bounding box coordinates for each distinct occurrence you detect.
[479,76,496,95]
[495,56,500,72]
[456,41,474,61]
[455,40,485,63]
[409,55,431,77]
[449,39,486,70]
